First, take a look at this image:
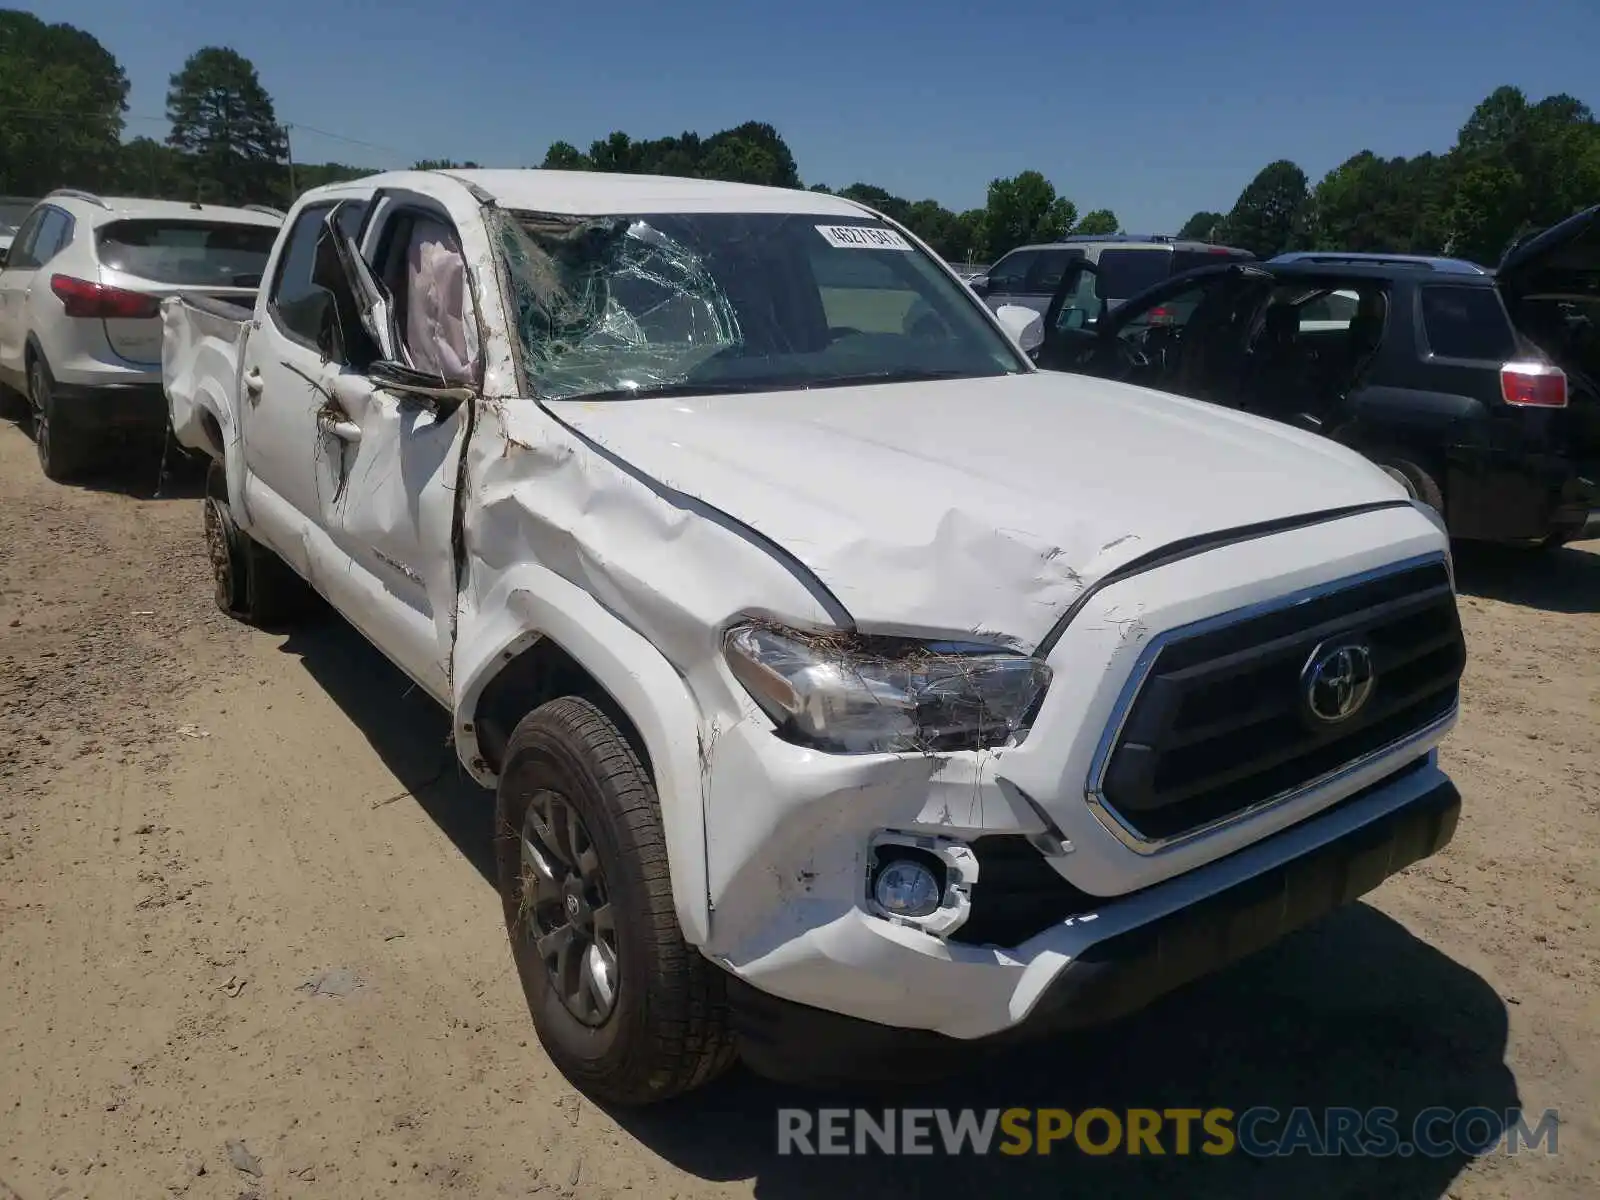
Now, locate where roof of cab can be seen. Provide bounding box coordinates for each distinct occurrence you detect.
[308,168,878,218]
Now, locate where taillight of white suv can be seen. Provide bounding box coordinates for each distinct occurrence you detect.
[49,275,161,321]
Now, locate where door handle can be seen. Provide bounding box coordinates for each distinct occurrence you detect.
[244,368,264,396]
[323,418,361,443]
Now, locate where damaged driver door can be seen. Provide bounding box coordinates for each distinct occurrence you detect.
[310,196,479,703]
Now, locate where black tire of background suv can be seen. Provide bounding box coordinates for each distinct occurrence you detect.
[494,696,736,1106]
[1374,452,1446,516]
[203,460,320,626]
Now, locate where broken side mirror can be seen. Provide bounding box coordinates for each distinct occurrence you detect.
[369,359,474,418]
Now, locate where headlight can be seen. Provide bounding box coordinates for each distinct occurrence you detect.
[722,623,1051,754]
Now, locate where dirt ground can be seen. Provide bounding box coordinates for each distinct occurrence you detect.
[0,418,1594,1200]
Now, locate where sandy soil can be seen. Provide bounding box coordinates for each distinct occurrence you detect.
[0,418,1594,1200]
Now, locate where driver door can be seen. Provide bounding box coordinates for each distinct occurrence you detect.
[315,193,481,701]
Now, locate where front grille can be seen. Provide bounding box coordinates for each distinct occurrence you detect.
[1096,559,1464,843]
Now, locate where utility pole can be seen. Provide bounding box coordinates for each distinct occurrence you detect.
[283,123,297,200]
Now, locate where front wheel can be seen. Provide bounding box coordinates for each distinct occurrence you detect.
[495,696,735,1105]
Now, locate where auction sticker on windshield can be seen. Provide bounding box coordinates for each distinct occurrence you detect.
[816,225,913,251]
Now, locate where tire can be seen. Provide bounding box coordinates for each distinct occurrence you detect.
[28,356,90,482]
[203,461,319,625]
[495,696,735,1106]
[1375,453,1445,516]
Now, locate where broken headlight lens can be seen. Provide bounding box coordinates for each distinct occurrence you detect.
[722,624,1051,754]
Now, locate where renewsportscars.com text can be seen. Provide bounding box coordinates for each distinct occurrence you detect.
[776,1106,1560,1158]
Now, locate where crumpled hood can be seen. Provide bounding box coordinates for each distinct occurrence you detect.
[542,371,1403,649]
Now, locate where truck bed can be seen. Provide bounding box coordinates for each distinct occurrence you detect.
[162,294,252,461]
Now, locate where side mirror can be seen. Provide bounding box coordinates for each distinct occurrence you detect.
[369,359,474,417]
[967,275,990,295]
[995,304,1044,353]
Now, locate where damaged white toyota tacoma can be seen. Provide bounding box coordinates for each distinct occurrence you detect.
[162,169,1467,1104]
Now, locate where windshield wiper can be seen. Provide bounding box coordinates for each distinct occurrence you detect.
[550,368,996,402]
[553,380,770,402]
[791,368,995,389]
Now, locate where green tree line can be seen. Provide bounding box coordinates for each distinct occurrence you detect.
[3,7,1595,267]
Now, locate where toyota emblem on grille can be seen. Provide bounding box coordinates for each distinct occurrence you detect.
[1302,640,1376,723]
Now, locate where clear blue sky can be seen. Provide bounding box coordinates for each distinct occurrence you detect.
[26,0,1600,231]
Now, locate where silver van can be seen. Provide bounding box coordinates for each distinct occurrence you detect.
[969,234,1255,319]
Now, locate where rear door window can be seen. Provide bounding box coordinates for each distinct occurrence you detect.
[9,207,71,269]
[268,201,370,355]
[1419,285,1517,361]
[1298,289,1360,329]
[986,249,1039,292]
[1026,248,1083,295]
[1095,248,1174,299]
[31,209,73,263]
[97,220,279,288]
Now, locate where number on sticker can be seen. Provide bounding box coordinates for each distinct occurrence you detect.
[815,225,913,251]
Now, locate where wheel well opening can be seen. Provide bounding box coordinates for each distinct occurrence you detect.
[197,410,225,461]
[474,638,655,783]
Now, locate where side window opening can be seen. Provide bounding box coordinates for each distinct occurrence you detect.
[1243,283,1391,412]
[372,209,481,384]
[268,200,370,364]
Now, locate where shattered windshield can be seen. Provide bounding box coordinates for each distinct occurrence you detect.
[494,210,1026,400]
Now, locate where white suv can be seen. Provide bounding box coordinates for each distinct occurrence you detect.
[0,189,282,480]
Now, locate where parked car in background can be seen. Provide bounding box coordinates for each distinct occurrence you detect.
[0,196,38,264]
[1033,204,1600,547]
[0,189,283,479]
[164,168,1466,1105]
[968,234,1255,320]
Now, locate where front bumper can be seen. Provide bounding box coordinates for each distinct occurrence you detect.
[729,764,1459,1085]
[698,504,1459,1042]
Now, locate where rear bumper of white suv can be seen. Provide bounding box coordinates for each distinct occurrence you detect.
[42,377,167,436]
[695,504,1464,1076]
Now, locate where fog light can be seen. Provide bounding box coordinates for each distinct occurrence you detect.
[873,859,942,918]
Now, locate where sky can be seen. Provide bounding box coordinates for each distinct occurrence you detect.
[24,0,1600,232]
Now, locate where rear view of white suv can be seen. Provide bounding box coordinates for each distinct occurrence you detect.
[0,189,282,480]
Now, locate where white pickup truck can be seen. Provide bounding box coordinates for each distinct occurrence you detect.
[162,169,1467,1105]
